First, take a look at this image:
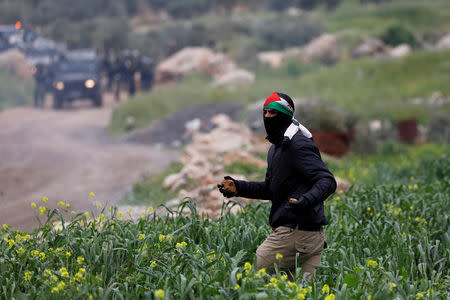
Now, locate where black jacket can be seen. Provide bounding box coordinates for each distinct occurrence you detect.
[236,132,336,228]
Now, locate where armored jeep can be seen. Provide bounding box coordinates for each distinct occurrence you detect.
[51,50,102,109]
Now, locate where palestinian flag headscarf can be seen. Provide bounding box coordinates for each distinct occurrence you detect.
[263,92,295,117]
[263,92,295,144]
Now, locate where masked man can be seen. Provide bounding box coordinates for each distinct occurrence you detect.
[218,92,336,280]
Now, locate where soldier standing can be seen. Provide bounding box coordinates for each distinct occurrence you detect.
[139,56,154,91]
[33,63,48,108]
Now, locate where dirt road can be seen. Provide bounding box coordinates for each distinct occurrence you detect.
[0,94,177,231]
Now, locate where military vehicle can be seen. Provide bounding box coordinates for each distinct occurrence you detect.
[51,49,102,109]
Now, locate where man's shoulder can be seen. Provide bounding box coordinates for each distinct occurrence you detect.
[291,132,315,148]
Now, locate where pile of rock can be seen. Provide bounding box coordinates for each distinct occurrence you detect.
[155,47,254,87]
[162,114,269,216]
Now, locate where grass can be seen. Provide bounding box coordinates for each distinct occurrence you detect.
[0,69,34,111]
[1,145,448,299]
[121,162,184,206]
[320,0,450,34]
[293,49,450,122]
[109,49,450,136]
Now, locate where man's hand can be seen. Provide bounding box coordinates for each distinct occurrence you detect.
[285,197,306,209]
[217,176,238,198]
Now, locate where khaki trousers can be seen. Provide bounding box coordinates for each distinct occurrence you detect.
[256,226,325,281]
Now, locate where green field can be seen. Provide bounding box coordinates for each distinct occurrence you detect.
[109,49,450,136]
[1,145,448,299]
[320,0,450,34]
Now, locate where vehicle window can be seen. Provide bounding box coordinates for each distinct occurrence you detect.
[56,61,97,73]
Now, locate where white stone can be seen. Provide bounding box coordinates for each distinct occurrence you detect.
[436,33,450,50]
[389,44,412,58]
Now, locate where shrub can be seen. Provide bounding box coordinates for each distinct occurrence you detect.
[294,99,357,131]
[427,113,450,143]
[380,24,417,47]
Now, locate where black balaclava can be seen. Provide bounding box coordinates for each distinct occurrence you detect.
[263,92,295,145]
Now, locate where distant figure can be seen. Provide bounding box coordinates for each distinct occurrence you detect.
[33,63,48,108]
[140,56,154,91]
[102,49,115,92]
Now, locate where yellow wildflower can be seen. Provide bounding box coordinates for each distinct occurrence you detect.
[367,260,378,268]
[416,293,424,299]
[30,250,39,257]
[280,274,288,281]
[1,224,8,230]
[389,282,397,291]
[39,252,46,261]
[159,234,165,242]
[31,202,36,208]
[270,277,278,284]
[39,207,46,215]
[97,203,102,209]
[147,206,153,212]
[57,281,65,290]
[42,196,48,203]
[258,268,266,277]
[325,294,336,300]
[8,239,15,248]
[367,207,371,211]
[155,289,165,299]
[166,235,173,241]
[234,283,240,290]
[298,293,306,300]
[71,211,76,214]
[276,253,283,260]
[16,247,26,255]
[308,286,313,293]
[66,203,70,208]
[58,201,65,207]
[150,261,157,267]
[322,284,330,294]
[89,192,95,197]
[51,287,59,293]
[138,233,145,240]
[244,262,252,273]
[367,296,372,300]
[176,241,187,249]
[59,267,69,278]
[84,212,90,217]
[236,273,242,280]
[24,270,32,281]
[77,256,85,264]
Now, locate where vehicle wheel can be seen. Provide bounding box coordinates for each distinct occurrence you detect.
[53,94,63,110]
[92,94,103,107]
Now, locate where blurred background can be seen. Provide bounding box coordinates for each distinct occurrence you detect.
[1,0,449,229]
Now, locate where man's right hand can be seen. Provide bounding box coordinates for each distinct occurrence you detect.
[217,176,238,198]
